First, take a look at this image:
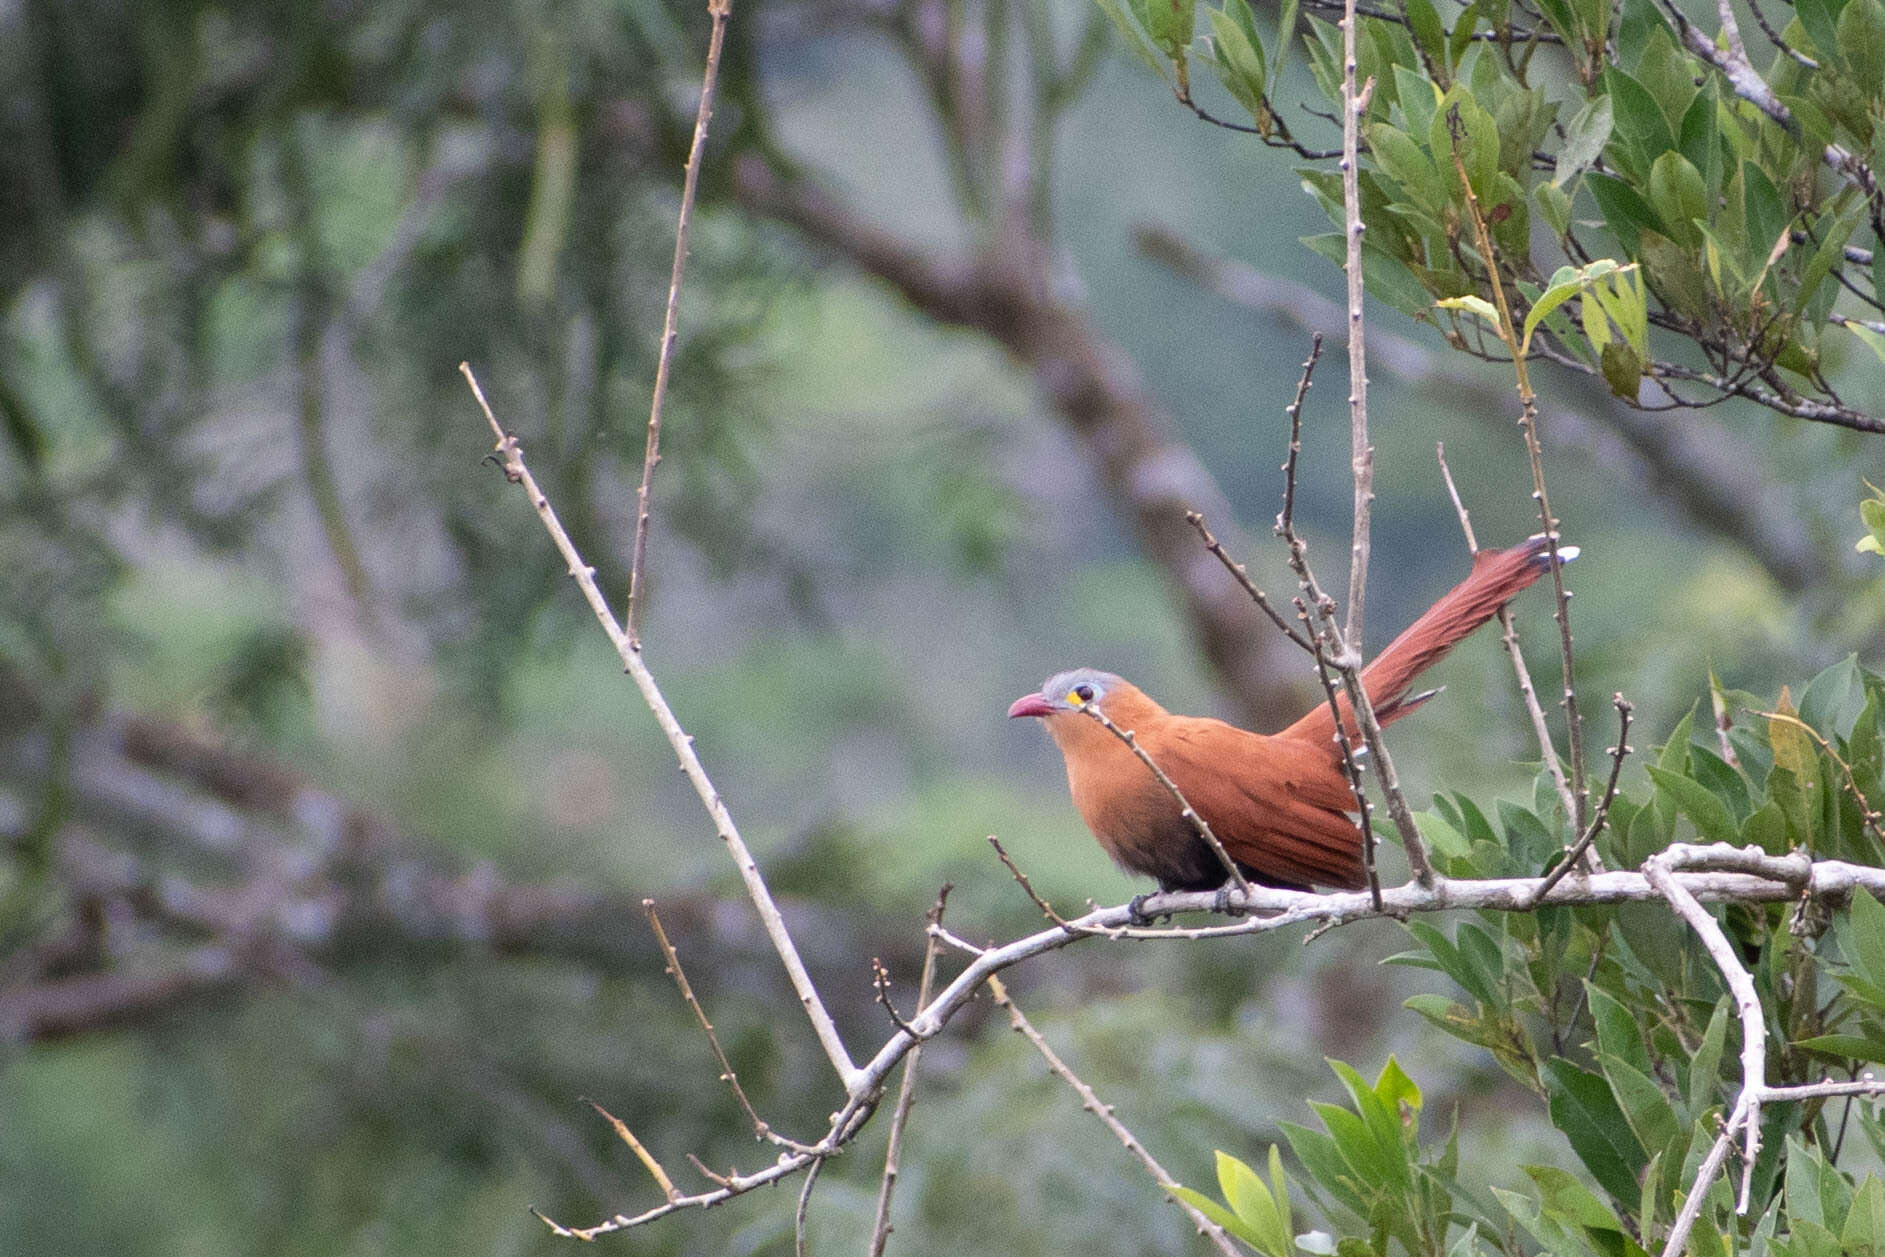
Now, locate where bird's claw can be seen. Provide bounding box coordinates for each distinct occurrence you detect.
[1126,892,1171,926]
[1213,885,1249,918]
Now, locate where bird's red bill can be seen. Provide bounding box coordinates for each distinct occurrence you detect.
[1008,694,1054,719]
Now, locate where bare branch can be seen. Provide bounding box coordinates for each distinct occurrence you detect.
[1438,443,1580,836]
[987,975,1243,1257]
[989,836,1074,929]
[627,0,734,643]
[1535,695,1633,902]
[1339,0,1374,652]
[461,363,860,1090]
[1443,110,1588,829]
[588,1099,683,1204]
[643,898,797,1147]
[869,886,950,1257]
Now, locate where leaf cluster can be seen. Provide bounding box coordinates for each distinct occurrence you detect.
[1178,655,1885,1255]
[1093,0,1885,423]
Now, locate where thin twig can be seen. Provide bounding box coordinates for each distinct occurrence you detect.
[643,899,797,1147]
[872,958,920,1038]
[1443,108,1588,832]
[795,1151,827,1257]
[1437,443,1579,835]
[1534,695,1633,902]
[868,887,950,1257]
[986,975,1243,1257]
[989,836,1074,929]
[462,363,860,1090]
[1075,705,1254,900]
[687,1153,733,1188]
[588,1099,682,1203]
[1185,512,1315,652]
[1752,708,1885,846]
[1277,335,1322,536]
[626,0,734,643]
[1299,597,1385,908]
[1267,343,1433,889]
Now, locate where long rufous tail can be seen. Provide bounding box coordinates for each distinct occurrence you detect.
[1282,535,1574,747]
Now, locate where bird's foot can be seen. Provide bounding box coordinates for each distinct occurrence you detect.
[1126,893,1172,927]
[1213,885,1249,918]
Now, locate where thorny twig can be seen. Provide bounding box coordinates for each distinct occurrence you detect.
[1437,443,1579,837]
[643,898,805,1148]
[1534,694,1633,902]
[989,835,1074,929]
[627,0,734,643]
[463,363,860,1089]
[1443,107,1588,832]
[987,974,1243,1257]
[868,886,950,1257]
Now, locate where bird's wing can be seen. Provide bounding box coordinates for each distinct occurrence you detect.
[1144,718,1366,889]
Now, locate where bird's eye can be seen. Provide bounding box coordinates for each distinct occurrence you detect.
[1073,683,1096,703]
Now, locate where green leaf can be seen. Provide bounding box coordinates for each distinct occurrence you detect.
[1837,0,1885,88]
[1218,1149,1292,1255]
[1603,68,1675,176]
[1092,0,1173,78]
[1742,161,1788,270]
[1794,1032,1885,1065]
[1447,0,1479,68]
[1742,799,1791,855]
[1535,180,1572,236]
[1597,1051,1683,1158]
[1846,889,1885,998]
[1267,1144,1293,1245]
[1375,1056,1423,1113]
[1586,172,1661,252]
[1271,0,1300,91]
[1842,1174,1885,1256]
[1796,0,1842,59]
[1645,765,1739,844]
[1599,339,1641,401]
[1368,123,1447,210]
[1800,654,1866,738]
[1521,258,1622,355]
[1403,0,1449,76]
[1684,998,1730,1119]
[1299,233,1437,318]
[1585,983,1649,1071]
[1555,95,1614,186]
[1140,0,1197,55]
[1544,1059,1648,1202]
[1170,1185,1257,1245]
[1848,321,1885,371]
[1209,3,1267,117]
[1647,151,1707,245]
[1523,1164,1626,1231]
[1281,1121,1369,1216]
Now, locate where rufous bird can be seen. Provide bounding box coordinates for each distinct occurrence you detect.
[1009,535,1576,894]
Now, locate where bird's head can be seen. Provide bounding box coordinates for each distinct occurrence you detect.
[1007,669,1128,721]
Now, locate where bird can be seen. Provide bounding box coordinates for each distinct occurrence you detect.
[1008,535,1576,895]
